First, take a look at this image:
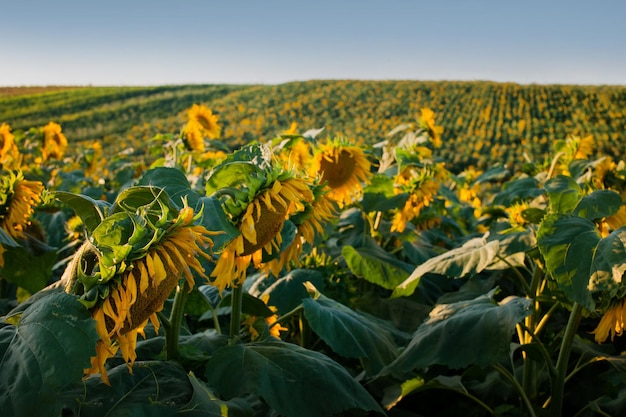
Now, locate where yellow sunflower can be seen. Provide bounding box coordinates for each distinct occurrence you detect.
[63,204,216,384]
[592,298,626,343]
[419,108,443,148]
[507,201,531,229]
[391,178,439,233]
[183,120,205,152]
[210,177,314,292]
[261,187,335,276]
[310,140,371,208]
[42,122,68,160]
[0,170,44,241]
[186,104,221,139]
[0,123,20,168]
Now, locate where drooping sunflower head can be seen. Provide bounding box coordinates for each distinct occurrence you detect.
[260,182,335,276]
[0,169,44,240]
[310,139,372,208]
[210,168,315,292]
[62,187,218,383]
[186,104,221,140]
[42,121,68,160]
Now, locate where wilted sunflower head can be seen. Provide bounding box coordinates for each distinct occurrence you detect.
[261,182,335,276]
[0,169,43,240]
[210,171,314,292]
[42,121,68,160]
[186,104,221,139]
[310,139,372,208]
[61,187,218,383]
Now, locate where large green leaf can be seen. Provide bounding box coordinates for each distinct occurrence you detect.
[362,174,409,212]
[545,175,582,214]
[537,214,601,309]
[137,167,200,208]
[256,268,325,315]
[302,294,399,375]
[573,189,622,220]
[382,290,532,377]
[204,340,384,417]
[195,195,240,252]
[492,177,544,206]
[54,191,109,233]
[0,292,98,417]
[180,372,252,417]
[392,238,500,298]
[62,361,193,417]
[342,244,412,289]
[1,243,58,293]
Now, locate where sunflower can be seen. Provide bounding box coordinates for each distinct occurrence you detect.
[261,185,335,276]
[419,108,443,148]
[0,170,44,241]
[391,178,439,233]
[186,104,221,139]
[507,201,531,229]
[592,298,626,343]
[210,176,314,293]
[183,120,205,152]
[63,196,217,383]
[0,123,20,168]
[42,121,68,160]
[310,140,371,208]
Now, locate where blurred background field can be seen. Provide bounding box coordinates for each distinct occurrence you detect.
[2,80,625,173]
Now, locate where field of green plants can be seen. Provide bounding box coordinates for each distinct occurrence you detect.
[1,82,626,417]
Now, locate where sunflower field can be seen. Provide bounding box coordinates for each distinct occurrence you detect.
[2,96,626,417]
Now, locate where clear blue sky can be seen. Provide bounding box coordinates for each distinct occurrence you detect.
[2,0,625,86]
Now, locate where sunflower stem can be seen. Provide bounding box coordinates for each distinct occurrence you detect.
[228,284,244,345]
[550,302,583,417]
[165,281,189,361]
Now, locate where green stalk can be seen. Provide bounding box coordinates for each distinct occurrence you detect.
[522,266,544,401]
[228,284,243,345]
[549,302,583,417]
[165,281,190,361]
[493,363,538,417]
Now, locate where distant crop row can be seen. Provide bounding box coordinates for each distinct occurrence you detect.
[2,80,625,172]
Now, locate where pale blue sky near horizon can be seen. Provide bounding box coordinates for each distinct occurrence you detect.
[2,0,625,87]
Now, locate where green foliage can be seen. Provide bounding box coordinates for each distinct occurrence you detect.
[0,292,98,417]
[204,340,384,417]
[382,290,531,377]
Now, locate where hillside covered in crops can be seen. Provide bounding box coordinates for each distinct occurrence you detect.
[2,80,625,172]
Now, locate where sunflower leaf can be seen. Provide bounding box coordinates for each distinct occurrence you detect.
[381,290,532,378]
[195,196,240,252]
[545,175,583,214]
[0,244,58,293]
[538,215,626,310]
[180,372,253,417]
[204,340,384,417]
[342,244,412,290]
[137,167,200,209]
[302,294,399,375]
[392,238,501,298]
[54,191,109,233]
[0,292,98,417]
[61,361,193,417]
